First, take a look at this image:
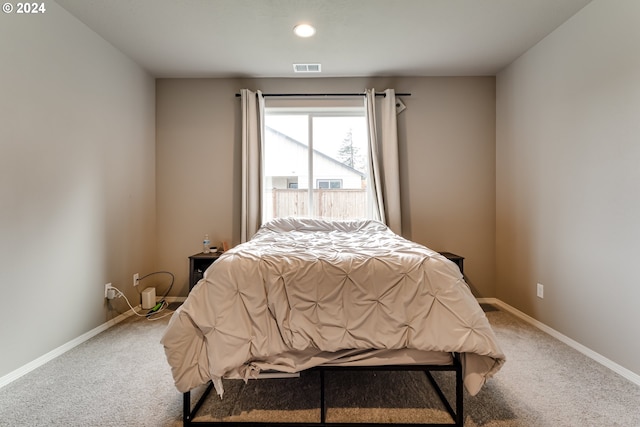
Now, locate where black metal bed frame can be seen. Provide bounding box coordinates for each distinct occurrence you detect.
[182,352,463,427]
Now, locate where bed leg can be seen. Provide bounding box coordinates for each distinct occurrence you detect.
[183,390,191,426]
[320,369,326,424]
[424,354,464,427]
[184,382,215,426]
[455,354,463,427]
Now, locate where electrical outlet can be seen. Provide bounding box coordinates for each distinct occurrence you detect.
[537,283,544,299]
[104,283,112,298]
[133,273,139,287]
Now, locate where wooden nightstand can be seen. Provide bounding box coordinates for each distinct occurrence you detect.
[438,251,464,274]
[188,252,222,291]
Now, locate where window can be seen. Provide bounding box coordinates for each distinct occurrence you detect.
[262,101,370,222]
[316,179,342,189]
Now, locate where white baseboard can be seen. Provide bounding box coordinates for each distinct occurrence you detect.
[4,296,637,390]
[0,308,134,389]
[0,297,187,389]
[478,297,640,387]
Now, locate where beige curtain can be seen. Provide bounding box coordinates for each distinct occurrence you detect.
[240,89,264,242]
[365,88,402,235]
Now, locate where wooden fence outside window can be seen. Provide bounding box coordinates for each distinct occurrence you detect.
[269,189,366,219]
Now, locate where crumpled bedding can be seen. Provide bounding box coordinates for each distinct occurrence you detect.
[161,217,505,397]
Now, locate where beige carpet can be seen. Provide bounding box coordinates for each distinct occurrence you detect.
[0,304,639,426]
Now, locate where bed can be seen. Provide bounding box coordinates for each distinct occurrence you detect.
[161,217,505,426]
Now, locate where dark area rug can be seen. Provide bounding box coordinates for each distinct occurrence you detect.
[192,369,465,424]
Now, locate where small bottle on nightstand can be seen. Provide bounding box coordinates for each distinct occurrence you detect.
[203,234,211,253]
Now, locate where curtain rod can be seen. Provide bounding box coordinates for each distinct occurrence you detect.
[234,92,411,98]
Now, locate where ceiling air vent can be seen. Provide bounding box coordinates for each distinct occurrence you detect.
[293,63,321,73]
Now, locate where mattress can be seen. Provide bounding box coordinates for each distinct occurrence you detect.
[161,217,505,397]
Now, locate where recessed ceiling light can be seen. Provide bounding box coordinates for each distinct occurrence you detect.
[293,23,316,38]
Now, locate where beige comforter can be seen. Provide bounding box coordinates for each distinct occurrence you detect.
[161,218,505,397]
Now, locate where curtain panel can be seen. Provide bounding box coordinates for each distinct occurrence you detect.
[240,89,264,242]
[365,88,402,235]
[241,88,401,238]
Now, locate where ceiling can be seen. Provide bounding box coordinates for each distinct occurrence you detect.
[55,0,592,78]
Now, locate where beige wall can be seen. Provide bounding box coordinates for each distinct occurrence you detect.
[496,0,640,376]
[4,0,637,392]
[0,3,155,378]
[156,77,496,297]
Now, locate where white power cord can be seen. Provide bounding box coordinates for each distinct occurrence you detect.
[108,286,174,321]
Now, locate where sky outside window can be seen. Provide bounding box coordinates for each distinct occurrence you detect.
[266,114,367,164]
